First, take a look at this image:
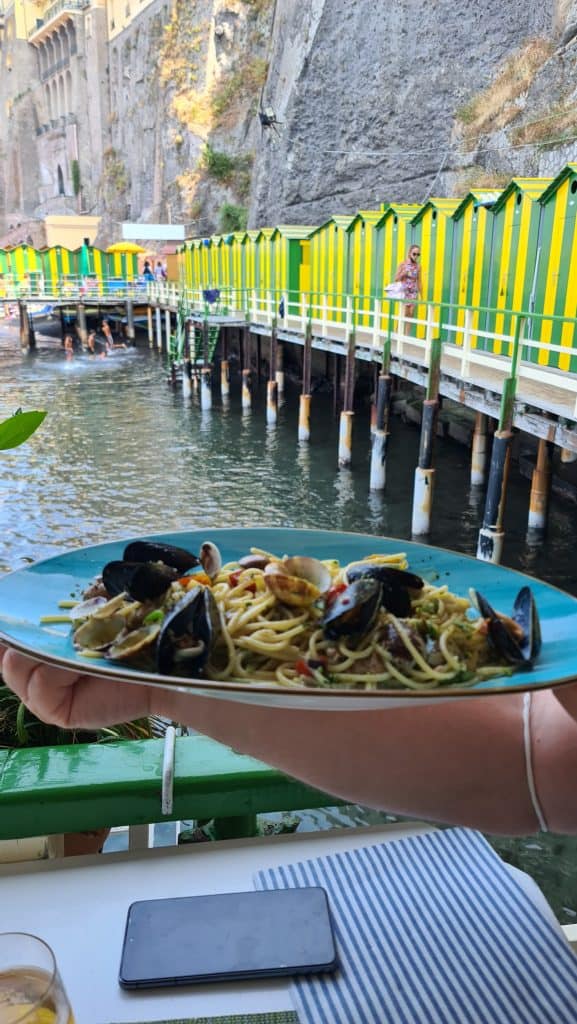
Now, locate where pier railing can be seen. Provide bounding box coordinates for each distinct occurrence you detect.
[4,276,577,415]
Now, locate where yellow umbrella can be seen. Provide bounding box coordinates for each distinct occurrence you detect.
[106,241,147,254]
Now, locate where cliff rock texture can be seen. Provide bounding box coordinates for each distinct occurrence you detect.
[3,0,577,243]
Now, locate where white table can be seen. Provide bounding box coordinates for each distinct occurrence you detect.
[0,822,435,1023]
[2,821,569,1023]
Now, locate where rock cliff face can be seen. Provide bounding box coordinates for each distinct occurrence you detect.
[248,0,560,224]
[3,0,577,243]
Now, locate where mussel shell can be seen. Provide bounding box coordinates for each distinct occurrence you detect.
[102,560,179,600]
[156,586,221,677]
[323,578,382,640]
[123,540,200,572]
[346,565,423,617]
[513,586,542,662]
[472,587,540,667]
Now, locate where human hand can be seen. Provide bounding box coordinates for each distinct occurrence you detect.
[0,646,152,731]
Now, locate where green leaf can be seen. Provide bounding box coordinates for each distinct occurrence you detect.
[0,410,47,450]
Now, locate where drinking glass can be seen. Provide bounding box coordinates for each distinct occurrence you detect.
[0,934,74,1024]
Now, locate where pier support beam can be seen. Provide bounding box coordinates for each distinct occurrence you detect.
[164,309,171,353]
[267,316,279,425]
[298,317,313,442]
[182,322,192,398]
[19,303,35,352]
[338,299,357,467]
[275,342,285,398]
[411,401,439,535]
[125,299,135,346]
[411,333,441,534]
[155,306,162,349]
[477,315,525,563]
[528,439,552,533]
[221,360,230,402]
[76,302,87,350]
[147,307,153,347]
[200,367,212,411]
[369,374,392,491]
[242,368,253,411]
[266,381,278,425]
[476,431,511,563]
[471,412,489,487]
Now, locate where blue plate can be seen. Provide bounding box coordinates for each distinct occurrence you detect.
[0,527,576,710]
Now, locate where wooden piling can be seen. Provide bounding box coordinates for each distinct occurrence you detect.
[411,329,441,535]
[126,299,135,345]
[528,439,552,532]
[76,302,87,349]
[471,412,489,486]
[266,380,278,425]
[477,315,525,563]
[298,317,313,442]
[19,302,35,352]
[338,298,356,467]
[369,374,393,491]
[221,360,230,401]
[147,306,153,347]
[241,368,252,410]
[154,305,162,349]
[182,321,192,398]
[200,367,212,410]
[256,334,262,382]
[164,309,171,353]
[275,341,285,397]
[476,431,511,563]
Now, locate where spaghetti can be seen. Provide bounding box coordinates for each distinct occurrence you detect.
[52,546,533,692]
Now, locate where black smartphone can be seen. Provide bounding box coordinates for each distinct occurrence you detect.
[118,887,338,988]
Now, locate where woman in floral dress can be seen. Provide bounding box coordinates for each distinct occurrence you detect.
[394,244,422,330]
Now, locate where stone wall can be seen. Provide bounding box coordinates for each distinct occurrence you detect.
[4,0,577,242]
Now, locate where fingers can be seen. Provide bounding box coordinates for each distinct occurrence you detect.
[0,647,153,731]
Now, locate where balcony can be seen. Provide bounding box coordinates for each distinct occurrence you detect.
[28,0,89,43]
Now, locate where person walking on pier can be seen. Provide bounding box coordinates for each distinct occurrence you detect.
[395,244,422,332]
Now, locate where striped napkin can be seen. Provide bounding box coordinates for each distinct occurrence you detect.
[255,828,577,1024]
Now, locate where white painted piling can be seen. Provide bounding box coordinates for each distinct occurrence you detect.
[411,467,435,535]
[154,305,162,348]
[369,430,387,491]
[182,364,192,398]
[298,394,311,442]
[241,368,252,410]
[164,309,171,351]
[266,380,278,425]
[471,412,489,486]
[147,306,153,347]
[220,359,230,399]
[338,411,354,467]
[528,439,551,531]
[476,525,504,564]
[200,367,212,410]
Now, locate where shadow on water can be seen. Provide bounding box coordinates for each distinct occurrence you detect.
[2,328,577,919]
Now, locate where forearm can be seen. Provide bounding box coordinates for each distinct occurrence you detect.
[150,689,538,835]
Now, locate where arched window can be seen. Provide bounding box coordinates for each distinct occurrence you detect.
[65,69,72,110]
[51,79,58,117]
[53,31,61,64]
[58,74,65,115]
[68,22,77,55]
[57,165,65,195]
[45,83,51,119]
[46,37,53,72]
[60,25,69,62]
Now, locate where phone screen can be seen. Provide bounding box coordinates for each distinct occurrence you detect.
[119,887,337,988]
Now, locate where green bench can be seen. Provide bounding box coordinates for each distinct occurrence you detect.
[0,734,342,841]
